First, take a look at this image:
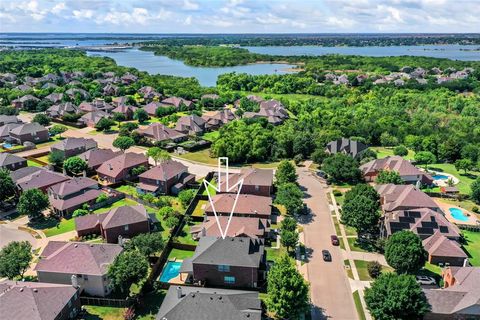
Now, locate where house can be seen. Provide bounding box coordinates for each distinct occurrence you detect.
[243,99,289,125]
[423,267,480,320]
[381,207,461,239]
[161,97,192,109]
[103,83,119,96]
[11,95,40,109]
[79,111,111,127]
[0,115,22,126]
[65,88,89,100]
[218,168,273,197]
[422,232,468,267]
[144,102,162,116]
[77,148,122,171]
[46,102,78,118]
[1,72,17,82]
[139,86,161,100]
[325,138,368,158]
[45,92,64,104]
[440,186,460,196]
[35,241,123,297]
[14,84,32,91]
[112,96,128,107]
[137,123,187,144]
[137,160,195,195]
[205,194,272,219]
[202,109,236,130]
[75,205,150,243]
[155,286,261,320]
[0,153,27,171]
[121,73,138,85]
[0,123,22,142]
[179,237,266,288]
[48,177,102,216]
[96,152,149,184]
[375,184,440,212]
[11,167,70,193]
[190,216,270,240]
[51,138,98,158]
[79,100,114,113]
[0,280,81,320]
[9,123,49,144]
[111,104,137,120]
[42,82,58,90]
[175,114,206,135]
[360,156,434,185]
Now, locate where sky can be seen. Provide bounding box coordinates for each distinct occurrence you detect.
[0,0,479,34]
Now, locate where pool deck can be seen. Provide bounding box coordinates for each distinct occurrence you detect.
[158,259,187,284]
[435,199,479,226]
[428,170,460,187]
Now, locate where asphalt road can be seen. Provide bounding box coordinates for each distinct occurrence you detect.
[0,224,37,249]
[298,167,358,320]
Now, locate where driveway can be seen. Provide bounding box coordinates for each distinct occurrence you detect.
[297,166,358,320]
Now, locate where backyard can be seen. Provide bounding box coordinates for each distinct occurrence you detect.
[192,200,208,217]
[174,221,202,245]
[462,230,480,266]
[428,163,479,194]
[371,146,415,160]
[168,248,195,260]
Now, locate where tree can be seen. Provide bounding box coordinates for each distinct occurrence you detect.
[146,146,171,165]
[375,170,403,184]
[0,241,32,279]
[380,132,399,147]
[113,136,135,151]
[266,255,309,320]
[165,215,180,229]
[311,148,327,165]
[96,193,109,204]
[275,160,297,185]
[112,112,126,124]
[48,150,65,167]
[455,158,474,174]
[131,165,147,176]
[322,153,362,184]
[365,273,430,320]
[393,145,408,157]
[414,151,436,170]
[133,108,149,123]
[72,209,89,217]
[32,113,50,126]
[124,232,165,257]
[281,216,297,232]
[341,195,380,235]
[344,183,380,204]
[17,189,49,220]
[384,231,427,274]
[63,156,87,176]
[281,229,299,252]
[178,189,196,207]
[0,168,16,202]
[108,250,149,293]
[367,261,382,279]
[49,124,67,137]
[275,182,304,215]
[95,117,115,131]
[471,177,480,204]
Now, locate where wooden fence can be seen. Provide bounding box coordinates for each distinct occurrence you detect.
[80,296,133,308]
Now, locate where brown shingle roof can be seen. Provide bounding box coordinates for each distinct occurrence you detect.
[0,153,26,167]
[191,216,269,239]
[205,194,272,217]
[360,156,433,183]
[376,184,439,212]
[51,137,97,152]
[96,153,148,179]
[75,205,149,231]
[422,232,467,258]
[138,160,187,181]
[77,148,122,169]
[218,168,273,192]
[137,123,186,142]
[13,167,70,191]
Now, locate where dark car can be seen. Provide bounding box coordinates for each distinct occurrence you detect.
[322,250,332,261]
[330,235,339,246]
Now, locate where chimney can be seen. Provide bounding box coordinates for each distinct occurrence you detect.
[108,164,112,171]
[33,289,38,293]
[71,274,79,288]
[176,286,183,299]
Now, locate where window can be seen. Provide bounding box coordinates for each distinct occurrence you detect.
[224,276,235,284]
[218,265,230,272]
[124,225,129,231]
[83,275,89,281]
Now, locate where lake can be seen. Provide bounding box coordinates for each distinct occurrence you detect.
[244,45,480,61]
[87,49,296,87]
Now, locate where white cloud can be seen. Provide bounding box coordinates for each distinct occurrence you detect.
[184,15,192,25]
[182,0,199,10]
[51,2,66,15]
[72,9,94,20]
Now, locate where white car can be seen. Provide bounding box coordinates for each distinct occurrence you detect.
[416,276,436,285]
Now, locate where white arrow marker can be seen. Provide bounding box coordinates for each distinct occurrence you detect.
[203,157,244,239]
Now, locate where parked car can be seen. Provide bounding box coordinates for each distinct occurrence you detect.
[416,276,436,285]
[330,235,339,246]
[317,170,327,178]
[322,250,332,261]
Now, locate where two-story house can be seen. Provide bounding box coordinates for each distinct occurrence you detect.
[218,168,273,197]
[204,194,272,219]
[0,153,27,171]
[96,153,148,185]
[137,160,195,195]
[9,123,49,144]
[50,138,98,158]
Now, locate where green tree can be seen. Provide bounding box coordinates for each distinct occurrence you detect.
[108,250,149,293]
[146,146,171,165]
[365,273,430,320]
[380,132,399,147]
[63,156,87,176]
[113,136,135,151]
[133,108,149,123]
[0,241,32,279]
[275,182,304,215]
[48,150,65,167]
[95,117,115,131]
[96,193,109,204]
[48,124,67,137]
[281,216,297,232]
[393,145,409,157]
[72,209,89,217]
[375,170,404,184]
[454,158,474,174]
[322,153,362,184]
[414,151,437,170]
[281,229,299,252]
[124,232,165,257]
[471,177,480,204]
[17,189,49,220]
[131,165,147,176]
[178,189,196,207]
[367,261,382,279]
[266,255,309,320]
[341,195,380,235]
[344,183,380,204]
[32,113,50,126]
[384,231,427,274]
[165,215,180,229]
[275,160,298,185]
[112,112,126,124]
[311,148,327,165]
[0,168,16,202]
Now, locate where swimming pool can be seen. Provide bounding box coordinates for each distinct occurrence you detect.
[432,174,449,180]
[159,261,182,282]
[2,143,13,148]
[449,208,469,222]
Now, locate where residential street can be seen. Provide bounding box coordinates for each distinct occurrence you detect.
[297,165,358,320]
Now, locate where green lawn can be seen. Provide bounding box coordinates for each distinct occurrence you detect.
[202,179,217,196]
[371,146,415,160]
[354,260,394,281]
[168,248,195,260]
[35,155,50,164]
[175,149,218,165]
[344,260,354,279]
[347,238,367,253]
[93,198,139,214]
[115,185,139,197]
[428,163,479,194]
[266,245,288,263]
[202,131,220,142]
[334,193,345,207]
[83,305,125,320]
[27,160,43,167]
[352,290,367,320]
[43,218,76,237]
[175,221,202,245]
[135,289,167,320]
[332,216,341,236]
[192,200,208,217]
[463,230,480,266]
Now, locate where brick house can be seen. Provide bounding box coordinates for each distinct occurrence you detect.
[137,123,187,144]
[0,153,27,171]
[50,138,98,158]
[9,123,49,144]
[422,232,468,267]
[77,148,122,172]
[96,153,148,185]
[325,138,368,159]
[137,160,195,195]
[218,168,273,197]
[11,167,70,193]
[48,177,102,216]
[204,194,272,219]
[190,216,270,240]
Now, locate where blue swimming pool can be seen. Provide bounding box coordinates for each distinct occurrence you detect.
[159,261,182,282]
[2,143,13,148]
[449,208,469,222]
[432,174,449,180]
